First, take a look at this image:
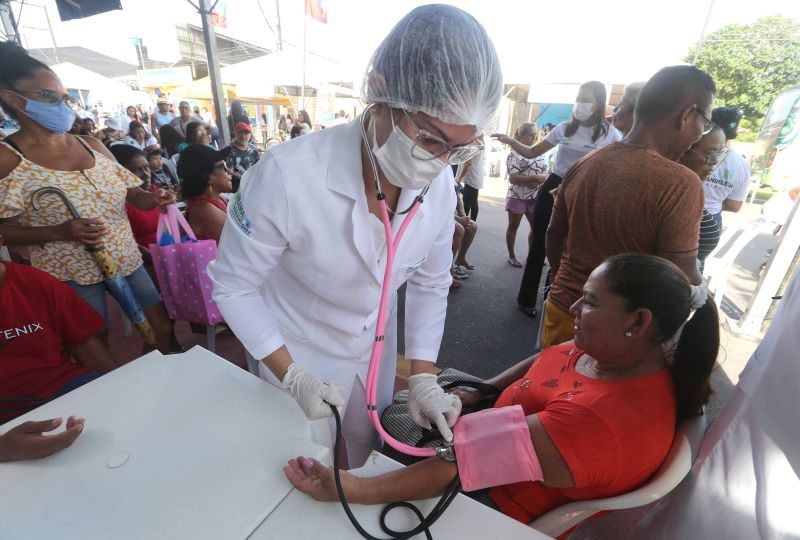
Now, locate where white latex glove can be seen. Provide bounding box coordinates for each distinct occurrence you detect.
[281,363,345,420]
[408,373,462,442]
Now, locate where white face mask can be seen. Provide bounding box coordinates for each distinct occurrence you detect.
[573,103,595,122]
[372,113,447,190]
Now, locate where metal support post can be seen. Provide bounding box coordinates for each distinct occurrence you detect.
[0,0,21,44]
[198,0,230,146]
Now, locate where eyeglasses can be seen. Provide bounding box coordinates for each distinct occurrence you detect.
[691,106,716,135]
[687,147,729,166]
[13,89,79,110]
[400,110,483,165]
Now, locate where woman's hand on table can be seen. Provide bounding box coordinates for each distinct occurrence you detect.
[0,416,85,462]
[284,456,360,502]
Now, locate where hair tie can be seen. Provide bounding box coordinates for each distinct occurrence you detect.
[689,283,709,310]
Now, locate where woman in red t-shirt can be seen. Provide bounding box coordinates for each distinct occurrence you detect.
[111,145,161,251]
[282,253,720,523]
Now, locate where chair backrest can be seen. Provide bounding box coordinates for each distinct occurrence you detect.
[529,412,708,539]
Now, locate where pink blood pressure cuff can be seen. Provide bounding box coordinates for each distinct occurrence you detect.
[453,405,543,492]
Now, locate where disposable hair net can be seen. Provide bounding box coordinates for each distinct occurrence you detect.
[363,4,503,131]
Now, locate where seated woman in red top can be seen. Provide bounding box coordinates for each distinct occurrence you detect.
[283,253,720,523]
[177,144,232,244]
[112,144,160,251]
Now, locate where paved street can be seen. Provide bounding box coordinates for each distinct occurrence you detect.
[399,191,543,379]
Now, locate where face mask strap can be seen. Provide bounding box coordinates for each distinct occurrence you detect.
[360,104,431,214]
[361,103,386,199]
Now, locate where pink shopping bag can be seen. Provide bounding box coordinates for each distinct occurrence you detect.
[149,204,224,325]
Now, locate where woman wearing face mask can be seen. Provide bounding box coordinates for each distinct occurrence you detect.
[208,4,502,468]
[493,81,621,317]
[0,42,179,354]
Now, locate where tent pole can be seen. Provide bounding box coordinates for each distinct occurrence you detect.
[198,0,230,145]
[301,9,307,113]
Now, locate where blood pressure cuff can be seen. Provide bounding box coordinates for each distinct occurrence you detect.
[453,405,543,492]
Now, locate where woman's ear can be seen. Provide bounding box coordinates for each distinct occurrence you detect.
[0,89,24,112]
[627,308,654,339]
[369,103,393,147]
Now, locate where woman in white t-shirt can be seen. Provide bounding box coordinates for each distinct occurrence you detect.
[121,121,159,151]
[492,81,621,316]
[704,107,751,231]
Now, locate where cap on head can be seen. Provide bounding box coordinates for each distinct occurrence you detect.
[362,4,502,130]
[177,144,231,182]
[234,122,252,134]
[711,107,742,140]
[104,117,125,131]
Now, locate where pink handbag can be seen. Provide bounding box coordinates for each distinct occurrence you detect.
[149,204,224,326]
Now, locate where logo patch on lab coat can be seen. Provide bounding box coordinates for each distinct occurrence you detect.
[404,255,427,273]
[230,193,252,236]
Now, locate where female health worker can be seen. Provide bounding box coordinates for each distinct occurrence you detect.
[208,4,503,467]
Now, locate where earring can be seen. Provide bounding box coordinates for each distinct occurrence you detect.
[625,331,632,337]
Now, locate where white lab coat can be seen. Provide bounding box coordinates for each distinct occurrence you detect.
[208,119,456,460]
[634,266,800,539]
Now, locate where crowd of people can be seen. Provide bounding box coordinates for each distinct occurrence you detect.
[0,1,763,529]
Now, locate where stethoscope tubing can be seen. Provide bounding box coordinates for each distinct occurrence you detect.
[364,196,436,457]
[359,105,438,458]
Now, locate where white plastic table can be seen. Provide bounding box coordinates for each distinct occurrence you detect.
[0,347,330,540]
[249,451,554,539]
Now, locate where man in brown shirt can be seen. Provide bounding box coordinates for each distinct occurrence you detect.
[542,65,716,348]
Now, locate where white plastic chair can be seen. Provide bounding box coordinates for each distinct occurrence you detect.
[529,412,708,539]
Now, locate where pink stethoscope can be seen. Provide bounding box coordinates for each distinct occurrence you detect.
[359,106,450,458]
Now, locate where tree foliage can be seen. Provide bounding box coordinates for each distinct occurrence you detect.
[687,15,800,137]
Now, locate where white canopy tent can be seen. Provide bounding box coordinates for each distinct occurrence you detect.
[50,62,140,111]
[221,49,355,99]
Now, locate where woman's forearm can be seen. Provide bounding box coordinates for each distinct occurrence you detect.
[485,354,539,390]
[0,222,64,246]
[127,188,157,211]
[67,336,117,372]
[509,139,554,160]
[355,458,458,504]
